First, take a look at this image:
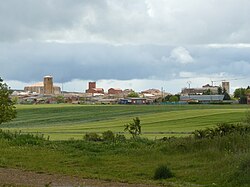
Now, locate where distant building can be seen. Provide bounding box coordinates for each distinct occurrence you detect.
[86,82,104,94]
[119,98,148,105]
[141,89,162,96]
[222,81,230,94]
[24,76,61,95]
[181,84,219,95]
[180,95,224,103]
[108,88,123,95]
[247,93,250,104]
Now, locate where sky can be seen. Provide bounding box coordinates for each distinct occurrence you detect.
[1,0,250,94]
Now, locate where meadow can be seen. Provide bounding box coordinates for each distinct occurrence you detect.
[0,104,250,186]
[2,104,249,140]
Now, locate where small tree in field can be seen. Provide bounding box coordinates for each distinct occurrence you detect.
[0,78,16,125]
[124,117,141,139]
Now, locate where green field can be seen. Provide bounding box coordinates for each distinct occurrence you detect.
[2,104,250,140]
[1,104,250,186]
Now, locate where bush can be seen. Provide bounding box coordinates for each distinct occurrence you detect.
[0,130,47,146]
[153,164,174,180]
[115,134,126,142]
[102,130,115,142]
[229,157,250,186]
[193,123,250,139]
[84,132,101,142]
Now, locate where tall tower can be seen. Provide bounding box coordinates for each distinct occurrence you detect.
[222,81,230,94]
[89,82,96,89]
[44,76,53,95]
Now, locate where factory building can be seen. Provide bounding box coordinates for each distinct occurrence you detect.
[24,76,61,95]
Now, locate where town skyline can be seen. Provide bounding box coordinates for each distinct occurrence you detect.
[1,1,250,93]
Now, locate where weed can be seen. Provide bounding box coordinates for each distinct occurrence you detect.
[153,164,174,180]
[84,132,102,142]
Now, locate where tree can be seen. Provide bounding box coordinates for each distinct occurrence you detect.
[124,117,141,139]
[217,87,223,95]
[169,95,179,102]
[234,88,246,98]
[0,78,16,125]
[203,89,212,95]
[127,91,139,98]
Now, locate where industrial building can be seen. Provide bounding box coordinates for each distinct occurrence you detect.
[181,81,230,95]
[24,76,61,95]
[180,95,225,103]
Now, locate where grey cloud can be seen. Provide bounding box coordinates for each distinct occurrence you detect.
[1,0,250,44]
[0,43,250,83]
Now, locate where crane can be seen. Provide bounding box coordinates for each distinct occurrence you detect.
[211,78,244,86]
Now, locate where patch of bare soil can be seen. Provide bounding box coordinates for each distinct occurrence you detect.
[0,168,159,187]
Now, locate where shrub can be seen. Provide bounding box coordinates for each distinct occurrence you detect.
[244,110,250,125]
[102,130,115,142]
[193,123,250,139]
[115,134,126,142]
[0,130,46,146]
[124,117,141,139]
[84,132,101,142]
[153,164,174,180]
[229,157,250,186]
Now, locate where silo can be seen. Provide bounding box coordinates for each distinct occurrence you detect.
[222,81,230,94]
[44,76,53,94]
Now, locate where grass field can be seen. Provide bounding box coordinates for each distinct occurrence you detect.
[2,104,250,140]
[1,104,250,186]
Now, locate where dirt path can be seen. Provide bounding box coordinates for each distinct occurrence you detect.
[0,168,158,187]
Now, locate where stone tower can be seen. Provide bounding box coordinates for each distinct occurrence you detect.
[44,76,53,95]
[222,81,230,94]
[89,82,96,89]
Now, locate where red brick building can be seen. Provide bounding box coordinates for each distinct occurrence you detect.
[86,82,104,94]
[108,88,122,95]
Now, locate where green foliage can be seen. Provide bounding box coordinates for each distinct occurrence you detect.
[153,164,174,180]
[56,95,65,103]
[234,88,246,98]
[169,95,179,102]
[0,128,250,186]
[84,132,101,141]
[230,157,250,186]
[164,94,180,102]
[203,89,212,95]
[124,117,141,139]
[0,77,16,125]
[0,129,47,146]
[217,86,223,95]
[115,134,126,142]
[193,123,250,139]
[127,91,139,98]
[244,111,250,125]
[102,130,115,142]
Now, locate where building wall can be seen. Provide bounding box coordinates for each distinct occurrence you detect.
[24,86,44,94]
[108,88,122,95]
[24,76,61,95]
[44,76,53,94]
[89,82,96,89]
[53,87,61,95]
[222,82,230,94]
[247,94,250,104]
[87,88,104,94]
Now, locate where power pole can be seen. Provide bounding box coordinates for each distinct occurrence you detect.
[187,81,191,99]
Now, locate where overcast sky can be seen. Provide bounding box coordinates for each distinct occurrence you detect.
[1,0,250,93]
